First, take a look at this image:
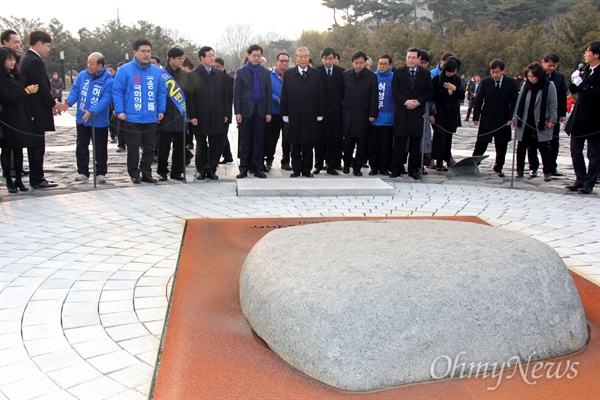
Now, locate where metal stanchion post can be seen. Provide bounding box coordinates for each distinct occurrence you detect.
[91,112,97,188]
[510,123,517,189]
[182,113,187,183]
[420,114,426,182]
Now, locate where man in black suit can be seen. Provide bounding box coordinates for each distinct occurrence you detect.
[315,47,345,175]
[188,46,229,181]
[233,44,272,178]
[215,58,234,165]
[19,30,66,188]
[541,52,568,177]
[341,50,379,176]
[280,46,325,178]
[565,41,600,194]
[390,47,433,180]
[472,59,518,177]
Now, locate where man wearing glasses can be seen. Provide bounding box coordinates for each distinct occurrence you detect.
[234,44,272,178]
[113,39,167,184]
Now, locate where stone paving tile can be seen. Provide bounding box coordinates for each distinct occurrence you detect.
[1,108,598,399]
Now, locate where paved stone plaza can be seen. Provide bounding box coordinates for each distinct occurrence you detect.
[0,106,599,399]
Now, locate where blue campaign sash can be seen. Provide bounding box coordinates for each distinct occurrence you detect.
[160,67,187,117]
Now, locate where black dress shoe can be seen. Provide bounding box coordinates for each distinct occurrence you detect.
[207,171,219,180]
[343,166,350,174]
[141,175,157,184]
[368,169,378,176]
[312,168,321,174]
[578,187,593,195]
[219,159,233,164]
[421,169,428,175]
[492,167,505,177]
[158,174,168,181]
[290,172,300,177]
[551,170,564,177]
[565,183,583,191]
[379,169,389,176]
[264,163,272,172]
[353,169,363,177]
[236,171,248,179]
[31,180,58,189]
[516,171,524,178]
[281,163,292,171]
[326,168,339,175]
[198,171,207,180]
[303,172,314,178]
[254,170,267,178]
[16,182,28,192]
[131,177,141,184]
[170,173,184,181]
[6,182,17,193]
[411,172,420,180]
[389,172,400,178]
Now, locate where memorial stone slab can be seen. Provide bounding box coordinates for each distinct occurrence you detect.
[239,220,589,391]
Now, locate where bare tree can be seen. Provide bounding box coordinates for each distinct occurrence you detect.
[218,24,255,68]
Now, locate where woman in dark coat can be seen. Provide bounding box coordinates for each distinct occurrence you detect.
[0,46,38,193]
[431,57,465,171]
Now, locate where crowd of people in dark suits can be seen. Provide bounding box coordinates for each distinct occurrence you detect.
[1,29,599,195]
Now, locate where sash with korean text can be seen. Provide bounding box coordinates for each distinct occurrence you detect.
[160,67,187,117]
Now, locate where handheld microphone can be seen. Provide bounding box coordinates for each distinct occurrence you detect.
[578,63,585,72]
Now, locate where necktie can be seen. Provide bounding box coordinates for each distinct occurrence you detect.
[302,70,306,79]
[328,68,332,79]
[410,69,416,88]
[495,80,500,91]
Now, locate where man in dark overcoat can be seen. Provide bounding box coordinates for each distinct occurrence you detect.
[565,41,600,194]
[189,46,229,180]
[280,46,325,177]
[314,47,345,175]
[472,59,518,177]
[341,50,378,176]
[390,47,433,179]
[19,30,66,188]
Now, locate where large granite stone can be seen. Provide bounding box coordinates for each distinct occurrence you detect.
[239,220,589,391]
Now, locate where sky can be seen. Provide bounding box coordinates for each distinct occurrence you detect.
[1,0,336,46]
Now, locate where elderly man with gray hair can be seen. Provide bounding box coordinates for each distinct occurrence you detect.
[64,52,113,184]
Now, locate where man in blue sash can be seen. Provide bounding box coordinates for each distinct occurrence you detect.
[112,38,167,184]
[157,47,192,181]
[64,52,113,184]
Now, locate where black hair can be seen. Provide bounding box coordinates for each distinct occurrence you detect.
[542,52,559,63]
[351,50,367,62]
[133,38,151,51]
[1,30,18,45]
[29,30,51,46]
[321,47,336,58]
[198,46,214,59]
[489,59,505,71]
[378,54,393,64]
[167,47,184,59]
[246,44,263,55]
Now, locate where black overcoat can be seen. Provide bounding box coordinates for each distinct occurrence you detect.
[316,64,344,143]
[432,72,465,132]
[0,73,35,148]
[280,66,325,144]
[189,66,229,136]
[392,66,433,137]
[565,66,600,139]
[19,50,55,135]
[341,68,378,139]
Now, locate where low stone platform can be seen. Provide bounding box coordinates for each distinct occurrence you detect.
[236,177,394,197]
[240,220,589,391]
